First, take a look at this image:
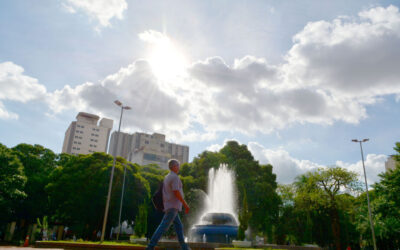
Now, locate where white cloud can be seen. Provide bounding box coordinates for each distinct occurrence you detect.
[206,143,223,152]
[48,60,190,137]
[184,5,400,134]
[6,6,400,139]
[139,30,170,44]
[187,56,367,134]
[336,154,387,187]
[285,5,400,98]
[0,102,18,120]
[205,138,244,153]
[248,141,387,185]
[248,142,323,184]
[63,0,127,29]
[0,62,47,120]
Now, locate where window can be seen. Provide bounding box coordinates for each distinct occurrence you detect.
[145,140,149,144]
[143,153,168,163]
[74,141,77,144]
[80,131,83,134]
[81,125,84,128]
[77,148,80,150]
[77,125,80,128]
[160,144,164,148]
[78,142,81,145]
[75,136,79,138]
[73,147,76,150]
[96,128,99,131]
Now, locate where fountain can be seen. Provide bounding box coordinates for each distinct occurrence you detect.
[189,164,238,243]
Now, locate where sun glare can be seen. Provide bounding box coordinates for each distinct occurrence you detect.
[147,36,187,80]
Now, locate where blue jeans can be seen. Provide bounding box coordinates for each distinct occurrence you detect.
[146,208,189,250]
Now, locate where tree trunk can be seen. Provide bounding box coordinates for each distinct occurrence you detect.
[330,208,341,250]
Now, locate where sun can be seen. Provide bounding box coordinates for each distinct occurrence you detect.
[147,35,187,80]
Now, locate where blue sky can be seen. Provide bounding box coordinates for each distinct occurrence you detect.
[1,0,399,184]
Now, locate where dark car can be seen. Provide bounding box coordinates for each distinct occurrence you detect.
[189,212,238,243]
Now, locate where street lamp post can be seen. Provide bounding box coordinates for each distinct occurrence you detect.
[116,163,127,240]
[101,100,131,242]
[352,138,377,250]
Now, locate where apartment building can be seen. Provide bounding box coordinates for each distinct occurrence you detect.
[62,112,113,155]
[108,131,189,169]
[385,155,397,172]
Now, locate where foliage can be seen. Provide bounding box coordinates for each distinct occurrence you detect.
[354,151,400,249]
[3,139,400,248]
[46,153,150,238]
[238,189,251,240]
[0,143,26,222]
[37,216,48,231]
[294,167,360,249]
[12,144,57,222]
[134,202,148,237]
[182,141,279,241]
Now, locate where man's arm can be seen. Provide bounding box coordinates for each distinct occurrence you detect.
[173,190,190,214]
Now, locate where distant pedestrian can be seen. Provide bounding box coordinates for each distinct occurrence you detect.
[97,230,101,240]
[110,227,114,239]
[146,159,190,250]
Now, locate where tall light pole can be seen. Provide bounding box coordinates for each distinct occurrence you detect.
[116,163,127,240]
[352,138,377,250]
[101,100,131,242]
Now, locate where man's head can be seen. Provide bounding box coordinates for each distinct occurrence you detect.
[168,159,180,173]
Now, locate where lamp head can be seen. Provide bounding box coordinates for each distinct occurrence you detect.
[114,100,122,106]
[123,106,132,110]
[352,139,358,142]
[362,139,369,142]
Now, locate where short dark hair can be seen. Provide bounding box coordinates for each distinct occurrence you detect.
[168,159,180,170]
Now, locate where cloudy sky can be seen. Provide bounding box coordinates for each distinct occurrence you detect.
[1,0,400,184]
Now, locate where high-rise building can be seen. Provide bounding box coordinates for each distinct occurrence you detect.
[62,112,113,155]
[385,155,397,172]
[108,131,189,169]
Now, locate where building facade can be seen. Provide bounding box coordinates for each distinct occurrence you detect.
[62,112,113,155]
[385,155,397,172]
[108,131,189,169]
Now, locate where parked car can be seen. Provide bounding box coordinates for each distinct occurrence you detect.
[189,212,238,243]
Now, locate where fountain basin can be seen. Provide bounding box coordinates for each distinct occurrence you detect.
[190,212,238,243]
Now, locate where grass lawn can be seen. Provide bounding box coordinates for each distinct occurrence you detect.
[217,248,286,250]
[46,240,143,246]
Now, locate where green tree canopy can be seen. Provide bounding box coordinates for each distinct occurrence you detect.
[46,153,150,237]
[0,143,26,222]
[12,143,57,222]
[295,167,360,250]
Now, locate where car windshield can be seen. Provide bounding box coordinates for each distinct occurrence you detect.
[200,213,237,226]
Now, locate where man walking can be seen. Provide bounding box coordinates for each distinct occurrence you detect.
[146,159,190,250]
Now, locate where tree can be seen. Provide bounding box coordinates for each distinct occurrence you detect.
[238,189,250,240]
[357,154,400,249]
[295,167,360,250]
[46,153,150,238]
[220,141,279,240]
[0,144,26,223]
[12,144,57,222]
[134,202,148,237]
